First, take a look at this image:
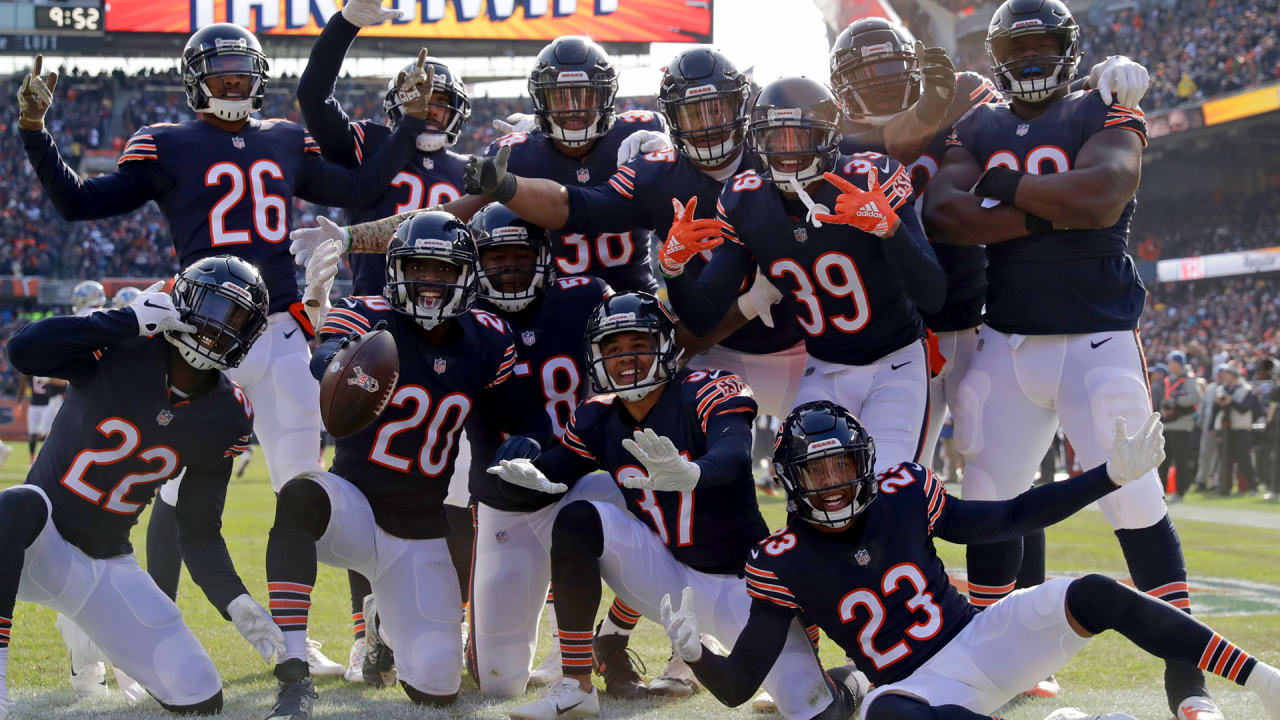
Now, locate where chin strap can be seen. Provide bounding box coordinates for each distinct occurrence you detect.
[415,132,448,153]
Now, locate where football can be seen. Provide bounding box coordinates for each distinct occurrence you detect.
[318,328,399,437]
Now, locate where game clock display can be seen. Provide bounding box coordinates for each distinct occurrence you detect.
[0,0,104,35]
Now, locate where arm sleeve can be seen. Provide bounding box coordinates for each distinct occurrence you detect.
[563,162,654,234]
[309,335,345,380]
[175,458,250,618]
[6,309,138,385]
[692,411,754,489]
[295,13,363,167]
[21,128,167,220]
[294,115,426,208]
[666,235,753,336]
[932,464,1117,544]
[687,597,794,707]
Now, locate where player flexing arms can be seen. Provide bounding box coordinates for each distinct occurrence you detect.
[0,257,285,719]
[463,48,807,419]
[659,401,1280,720]
[666,76,945,473]
[923,2,1212,716]
[487,292,845,720]
[262,211,549,718]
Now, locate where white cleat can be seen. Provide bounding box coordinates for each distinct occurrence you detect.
[1176,695,1225,720]
[306,638,344,677]
[56,614,108,698]
[528,647,563,688]
[1043,710,1137,720]
[112,665,146,703]
[1257,667,1280,720]
[509,678,599,719]
[751,690,777,713]
[343,637,365,683]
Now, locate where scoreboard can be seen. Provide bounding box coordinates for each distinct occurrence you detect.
[0,0,103,35]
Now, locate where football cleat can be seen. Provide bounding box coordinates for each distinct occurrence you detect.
[508,677,599,719]
[112,665,146,703]
[528,647,563,688]
[1042,710,1137,720]
[360,594,396,688]
[343,637,365,684]
[266,658,316,720]
[56,614,108,698]
[592,624,647,699]
[646,651,698,698]
[1176,695,1225,720]
[751,690,777,713]
[1024,674,1062,698]
[305,639,343,677]
[828,663,870,709]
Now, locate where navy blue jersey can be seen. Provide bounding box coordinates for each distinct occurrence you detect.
[317,297,539,539]
[481,111,667,295]
[946,89,1148,334]
[22,117,421,315]
[536,368,768,574]
[671,154,941,366]
[839,72,999,333]
[563,149,804,354]
[6,309,252,611]
[468,275,612,513]
[744,462,974,687]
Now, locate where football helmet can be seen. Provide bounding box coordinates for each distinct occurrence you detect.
[181,23,269,122]
[656,48,750,165]
[384,211,478,330]
[468,204,554,313]
[384,56,471,152]
[528,36,619,147]
[773,400,878,530]
[71,280,106,313]
[112,286,141,309]
[584,292,680,402]
[167,256,269,371]
[986,0,1081,103]
[830,18,921,127]
[745,77,842,189]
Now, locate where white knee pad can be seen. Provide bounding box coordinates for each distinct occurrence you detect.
[1083,366,1153,461]
[951,368,991,458]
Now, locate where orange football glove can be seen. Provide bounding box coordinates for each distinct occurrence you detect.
[812,171,901,238]
[658,196,727,276]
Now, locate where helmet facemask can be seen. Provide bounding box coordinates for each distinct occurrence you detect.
[665,91,747,165]
[531,78,618,147]
[587,326,679,402]
[777,442,877,529]
[384,63,471,151]
[747,118,840,188]
[476,232,553,313]
[166,278,267,371]
[385,250,476,330]
[987,26,1080,103]
[831,43,922,126]
[184,49,267,122]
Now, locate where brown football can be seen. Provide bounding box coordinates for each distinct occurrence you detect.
[318,328,399,438]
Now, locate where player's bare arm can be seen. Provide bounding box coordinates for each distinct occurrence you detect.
[1007,127,1142,229]
[923,146,1037,246]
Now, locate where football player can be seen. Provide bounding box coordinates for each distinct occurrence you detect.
[659,401,1280,720]
[666,76,945,474]
[295,0,473,679]
[71,280,106,315]
[488,292,847,720]
[112,286,142,309]
[463,48,808,420]
[0,256,284,719]
[18,374,64,463]
[923,1,1212,716]
[262,211,550,718]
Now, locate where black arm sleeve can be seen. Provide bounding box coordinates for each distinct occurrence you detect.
[665,242,754,336]
[881,207,945,314]
[6,309,139,385]
[21,128,168,220]
[532,441,601,489]
[687,597,794,707]
[932,464,1117,545]
[309,335,345,380]
[693,412,754,489]
[175,459,250,619]
[563,183,653,234]
[296,13,362,167]
[294,114,426,209]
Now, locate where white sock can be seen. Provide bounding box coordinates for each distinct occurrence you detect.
[598,614,631,638]
[283,632,308,663]
[1245,661,1280,695]
[1,646,8,694]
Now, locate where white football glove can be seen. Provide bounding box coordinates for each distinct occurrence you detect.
[616,129,674,166]
[660,586,702,662]
[340,0,405,27]
[228,593,286,665]
[621,429,701,492]
[1089,55,1149,108]
[491,112,537,136]
[736,270,783,328]
[130,281,196,337]
[303,238,342,329]
[1104,412,1165,487]
[487,458,567,494]
[290,215,347,267]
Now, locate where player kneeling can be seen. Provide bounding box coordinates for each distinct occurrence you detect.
[660,401,1280,720]
[263,211,547,719]
[489,292,857,720]
[0,257,283,719]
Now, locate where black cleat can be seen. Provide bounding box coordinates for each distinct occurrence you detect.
[593,622,647,699]
[361,594,396,688]
[266,658,316,720]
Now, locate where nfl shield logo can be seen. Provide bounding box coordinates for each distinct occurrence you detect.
[793,227,808,243]
[495,531,508,544]
[976,338,984,352]
[855,549,870,566]
[1016,124,1030,136]
[232,136,245,149]
[156,409,174,426]
[423,157,434,170]
[434,357,447,374]
[522,330,536,346]
[576,167,590,183]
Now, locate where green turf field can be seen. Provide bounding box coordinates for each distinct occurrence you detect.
[2,445,1277,719]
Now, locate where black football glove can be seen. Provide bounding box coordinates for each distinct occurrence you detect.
[495,435,541,462]
[464,145,517,202]
[915,43,956,128]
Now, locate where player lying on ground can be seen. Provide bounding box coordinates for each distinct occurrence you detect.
[0,257,284,719]
[658,400,1280,720]
[489,292,860,720]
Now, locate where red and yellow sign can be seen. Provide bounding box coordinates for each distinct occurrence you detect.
[105,0,713,42]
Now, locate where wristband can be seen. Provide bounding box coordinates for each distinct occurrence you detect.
[972,166,1025,206]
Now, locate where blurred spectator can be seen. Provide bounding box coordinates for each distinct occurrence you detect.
[1160,350,1202,499]
[1215,363,1259,494]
